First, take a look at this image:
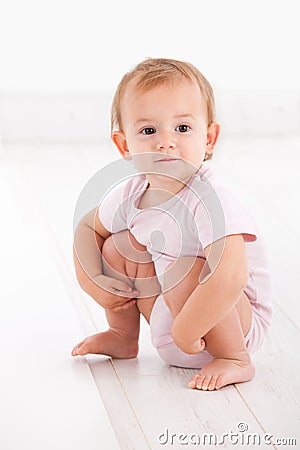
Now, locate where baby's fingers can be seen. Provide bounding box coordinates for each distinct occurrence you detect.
[111,279,139,298]
[112,287,140,298]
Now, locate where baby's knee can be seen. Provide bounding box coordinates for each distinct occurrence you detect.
[101,234,117,261]
[103,230,151,264]
[102,231,159,297]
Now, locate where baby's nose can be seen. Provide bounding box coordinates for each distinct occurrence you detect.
[156,132,176,150]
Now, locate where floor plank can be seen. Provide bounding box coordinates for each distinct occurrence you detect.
[113,365,271,449]
[0,160,120,450]
[236,305,300,444]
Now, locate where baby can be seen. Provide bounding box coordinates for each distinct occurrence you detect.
[72,58,272,391]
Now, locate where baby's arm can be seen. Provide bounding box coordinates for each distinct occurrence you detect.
[171,234,248,353]
[73,207,139,311]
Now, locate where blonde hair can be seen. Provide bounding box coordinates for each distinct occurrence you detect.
[111,57,216,135]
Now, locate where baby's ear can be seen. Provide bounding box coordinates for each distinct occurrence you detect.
[206,123,220,156]
[112,131,132,160]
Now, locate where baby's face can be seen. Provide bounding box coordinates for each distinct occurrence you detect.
[114,79,217,185]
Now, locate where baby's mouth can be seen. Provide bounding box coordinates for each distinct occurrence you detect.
[155,156,181,162]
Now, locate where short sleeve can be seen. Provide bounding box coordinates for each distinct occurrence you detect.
[193,181,258,250]
[98,175,148,233]
[98,180,129,233]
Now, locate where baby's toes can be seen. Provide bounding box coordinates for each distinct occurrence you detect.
[71,341,87,356]
[208,375,219,391]
[213,373,227,390]
[197,373,212,391]
[191,372,205,390]
[188,374,199,389]
[71,344,80,356]
[76,343,89,356]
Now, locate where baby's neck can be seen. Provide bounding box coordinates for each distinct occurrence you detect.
[138,178,187,209]
[137,187,169,209]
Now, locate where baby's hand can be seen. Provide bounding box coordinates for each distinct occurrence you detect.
[171,327,206,354]
[189,338,206,353]
[93,274,140,312]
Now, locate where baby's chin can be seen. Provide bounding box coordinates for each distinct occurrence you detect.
[132,154,199,183]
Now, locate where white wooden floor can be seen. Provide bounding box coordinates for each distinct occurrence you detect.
[1,137,299,449]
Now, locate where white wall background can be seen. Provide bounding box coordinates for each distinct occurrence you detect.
[0,0,299,142]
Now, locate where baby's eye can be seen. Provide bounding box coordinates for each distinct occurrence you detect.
[141,127,156,135]
[176,124,190,133]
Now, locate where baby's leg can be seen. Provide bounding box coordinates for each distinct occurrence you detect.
[188,298,254,390]
[163,257,254,390]
[72,231,160,358]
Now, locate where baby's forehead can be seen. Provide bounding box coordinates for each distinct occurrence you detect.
[122,78,203,112]
[120,79,206,127]
[127,74,198,96]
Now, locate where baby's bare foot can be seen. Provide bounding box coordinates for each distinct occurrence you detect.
[188,355,255,391]
[71,330,138,359]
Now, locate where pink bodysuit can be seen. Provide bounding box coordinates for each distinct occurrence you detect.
[99,164,272,368]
